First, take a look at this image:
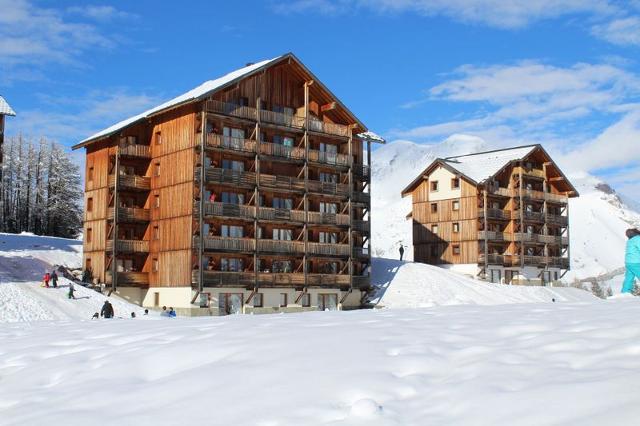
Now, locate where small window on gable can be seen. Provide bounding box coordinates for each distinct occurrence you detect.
[453,223,460,233]
[451,178,460,189]
[452,244,461,255]
[155,131,162,145]
[87,197,93,212]
[153,258,159,272]
[154,194,160,209]
[86,258,92,271]
[431,224,439,234]
[430,180,439,191]
[431,203,438,213]
[153,226,159,240]
[154,162,160,177]
[86,228,93,243]
[88,166,94,182]
[452,200,460,211]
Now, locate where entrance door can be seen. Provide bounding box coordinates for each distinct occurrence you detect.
[218,293,243,315]
[318,294,338,311]
[489,269,502,284]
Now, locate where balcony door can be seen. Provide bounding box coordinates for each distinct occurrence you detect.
[318,293,338,311]
[218,293,243,315]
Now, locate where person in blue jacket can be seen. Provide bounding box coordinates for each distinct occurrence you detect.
[622,228,640,293]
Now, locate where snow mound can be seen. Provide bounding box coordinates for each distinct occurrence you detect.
[370,258,596,308]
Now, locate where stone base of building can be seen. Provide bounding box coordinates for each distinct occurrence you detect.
[110,286,366,316]
[439,263,564,286]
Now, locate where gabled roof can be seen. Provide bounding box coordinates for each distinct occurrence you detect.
[0,96,16,116]
[73,53,372,150]
[401,144,578,197]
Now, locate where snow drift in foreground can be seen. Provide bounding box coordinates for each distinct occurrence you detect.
[370,258,596,308]
[2,300,640,425]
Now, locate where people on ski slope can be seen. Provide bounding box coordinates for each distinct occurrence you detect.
[68,282,76,300]
[51,270,58,288]
[101,300,114,318]
[622,228,640,293]
[399,244,405,261]
[43,272,50,288]
[168,307,177,317]
[160,306,170,317]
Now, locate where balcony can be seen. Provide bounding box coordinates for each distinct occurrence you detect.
[514,210,545,222]
[307,180,350,197]
[106,271,149,286]
[352,191,370,204]
[479,254,513,266]
[352,219,370,233]
[205,168,256,188]
[353,165,371,181]
[352,275,371,288]
[307,212,350,226]
[258,207,305,222]
[259,174,306,193]
[308,149,350,167]
[538,235,569,245]
[308,118,350,137]
[545,213,568,226]
[259,142,306,161]
[478,231,507,241]
[517,255,570,268]
[352,247,370,258]
[257,239,305,254]
[205,134,257,154]
[307,274,350,286]
[479,209,512,220]
[259,110,305,129]
[106,239,149,253]
[516,188,567,203]
[118,144,151,159]
[203,202,256,219]
[195,270,255,286]
[108,207,150,222]
[206,99,257,121]
[108,174,151,191]
[258,272,305,285]
[487,187,513,197]
[308,242,351,257]
[514,166,546,180]
[199,236,256,252]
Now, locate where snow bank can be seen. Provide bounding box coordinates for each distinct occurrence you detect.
[371,258,596,308]
[0,232,82,272]
[2,300,640,425]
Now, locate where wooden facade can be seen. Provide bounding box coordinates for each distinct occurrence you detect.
[402,145,578,285]
[74,54,382,312]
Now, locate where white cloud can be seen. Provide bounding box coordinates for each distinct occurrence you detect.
[592,16,640,46]
[67,5,137,21]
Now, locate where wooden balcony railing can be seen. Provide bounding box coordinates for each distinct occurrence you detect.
[205,168,256,187]
[307,149,350,167]
[257,239,306,254]
[516,210,545,222]
[478,231,507,241]
[108,207,150,222]
[258,207,305,222]
[206,99,257,120]
[258,272,305,285]
[307,212,350,226]
[353,165,371,181]
[487,187,513,197]
[259,174,306,192]
[259,142,306,160]
[119,144,151,159]
[545,214,568,226]
[479,209,512,220]
[106,271,149,286]
[193,271,359,287]
[308,118,350,137]
[307,180,350,196]
[538,235,569,245]
[307,274,350,285]
[199,236,256,252]
[194,271,255,286]
[516,188,568,203]
[108,174,151,191]
[203,202,256,219]
[259,110,305,128]
[352,191,370,204]
[514,166,546,179]
[205,134,257,154]
[352,275,370,288]
[352,247,370,258]
[307,242,351,257]
[478,254,511,265]
[106,239,149,253]
[352,219,370,233]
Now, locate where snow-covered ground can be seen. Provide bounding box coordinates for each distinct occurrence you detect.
[371,258,596,308]
[2,299,640,425]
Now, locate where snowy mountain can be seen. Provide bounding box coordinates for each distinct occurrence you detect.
[371,138,640,285]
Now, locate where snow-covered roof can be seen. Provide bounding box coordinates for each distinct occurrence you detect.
[442,145,537,183]
[75,56,284,147]
[357,131,386,144]
[0,96,16,116]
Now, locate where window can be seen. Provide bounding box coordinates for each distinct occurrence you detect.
[301,293,311,307]
[239,97,249,107]
[319,232,337,244]
[153,226,159,240]
[221,225,244,238]
[452,200,460,211]
[321,262,339,274]
[154,162,160,177]
[431,203,438,213]
[155,131,162,145]
[320,202,337,214]
[320,142,338,154]
[319,172,338,183]
[431,224,439,234]
[272,197,293,209]
[154,194,160,209]
[430,180,439,191]
[88,166,94,182]
[273,228,293,241]
[222,159,244,172]
[85,258,92,271]
[451,178,460,189]
[221,192,244,205]
[280,293,288,308]
[87,197,93,212]
[452,244,461,255]
[221,258,243,272]
[153,258,159,272]
[490,269,501,284]
[86,228,92,243]
[453,223,460,233]
[318,294,338,311]
[253,293,263,308]
[272,260,293,273]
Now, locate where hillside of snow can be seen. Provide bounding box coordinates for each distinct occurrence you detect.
[370,258,596,308]
[371,139,640,285]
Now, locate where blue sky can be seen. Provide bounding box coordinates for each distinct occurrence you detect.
[2,0,640,195]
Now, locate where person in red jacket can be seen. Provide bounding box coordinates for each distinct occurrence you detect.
[43,272,51,288]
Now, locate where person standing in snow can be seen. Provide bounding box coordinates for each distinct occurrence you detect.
[621,228,640,293]
[51,270,58,288]
[101,300,114,318]
[399,245,405,261]
[68,282,76,300]
[43,272,50,288]
[168,307,177,317]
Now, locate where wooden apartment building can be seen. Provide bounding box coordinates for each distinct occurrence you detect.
[72,53,383,315]
[401,145,578,285]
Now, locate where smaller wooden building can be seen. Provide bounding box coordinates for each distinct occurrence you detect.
[401,145,578,285]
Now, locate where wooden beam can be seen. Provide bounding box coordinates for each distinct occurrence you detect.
[548,177,565,182]
[320,102,337,112]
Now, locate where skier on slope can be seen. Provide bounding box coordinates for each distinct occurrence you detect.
[43,272,50,288]
[51,270,58,288]
[100,300,114,318]
[68,282,76,300]
[621,228,640,293]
